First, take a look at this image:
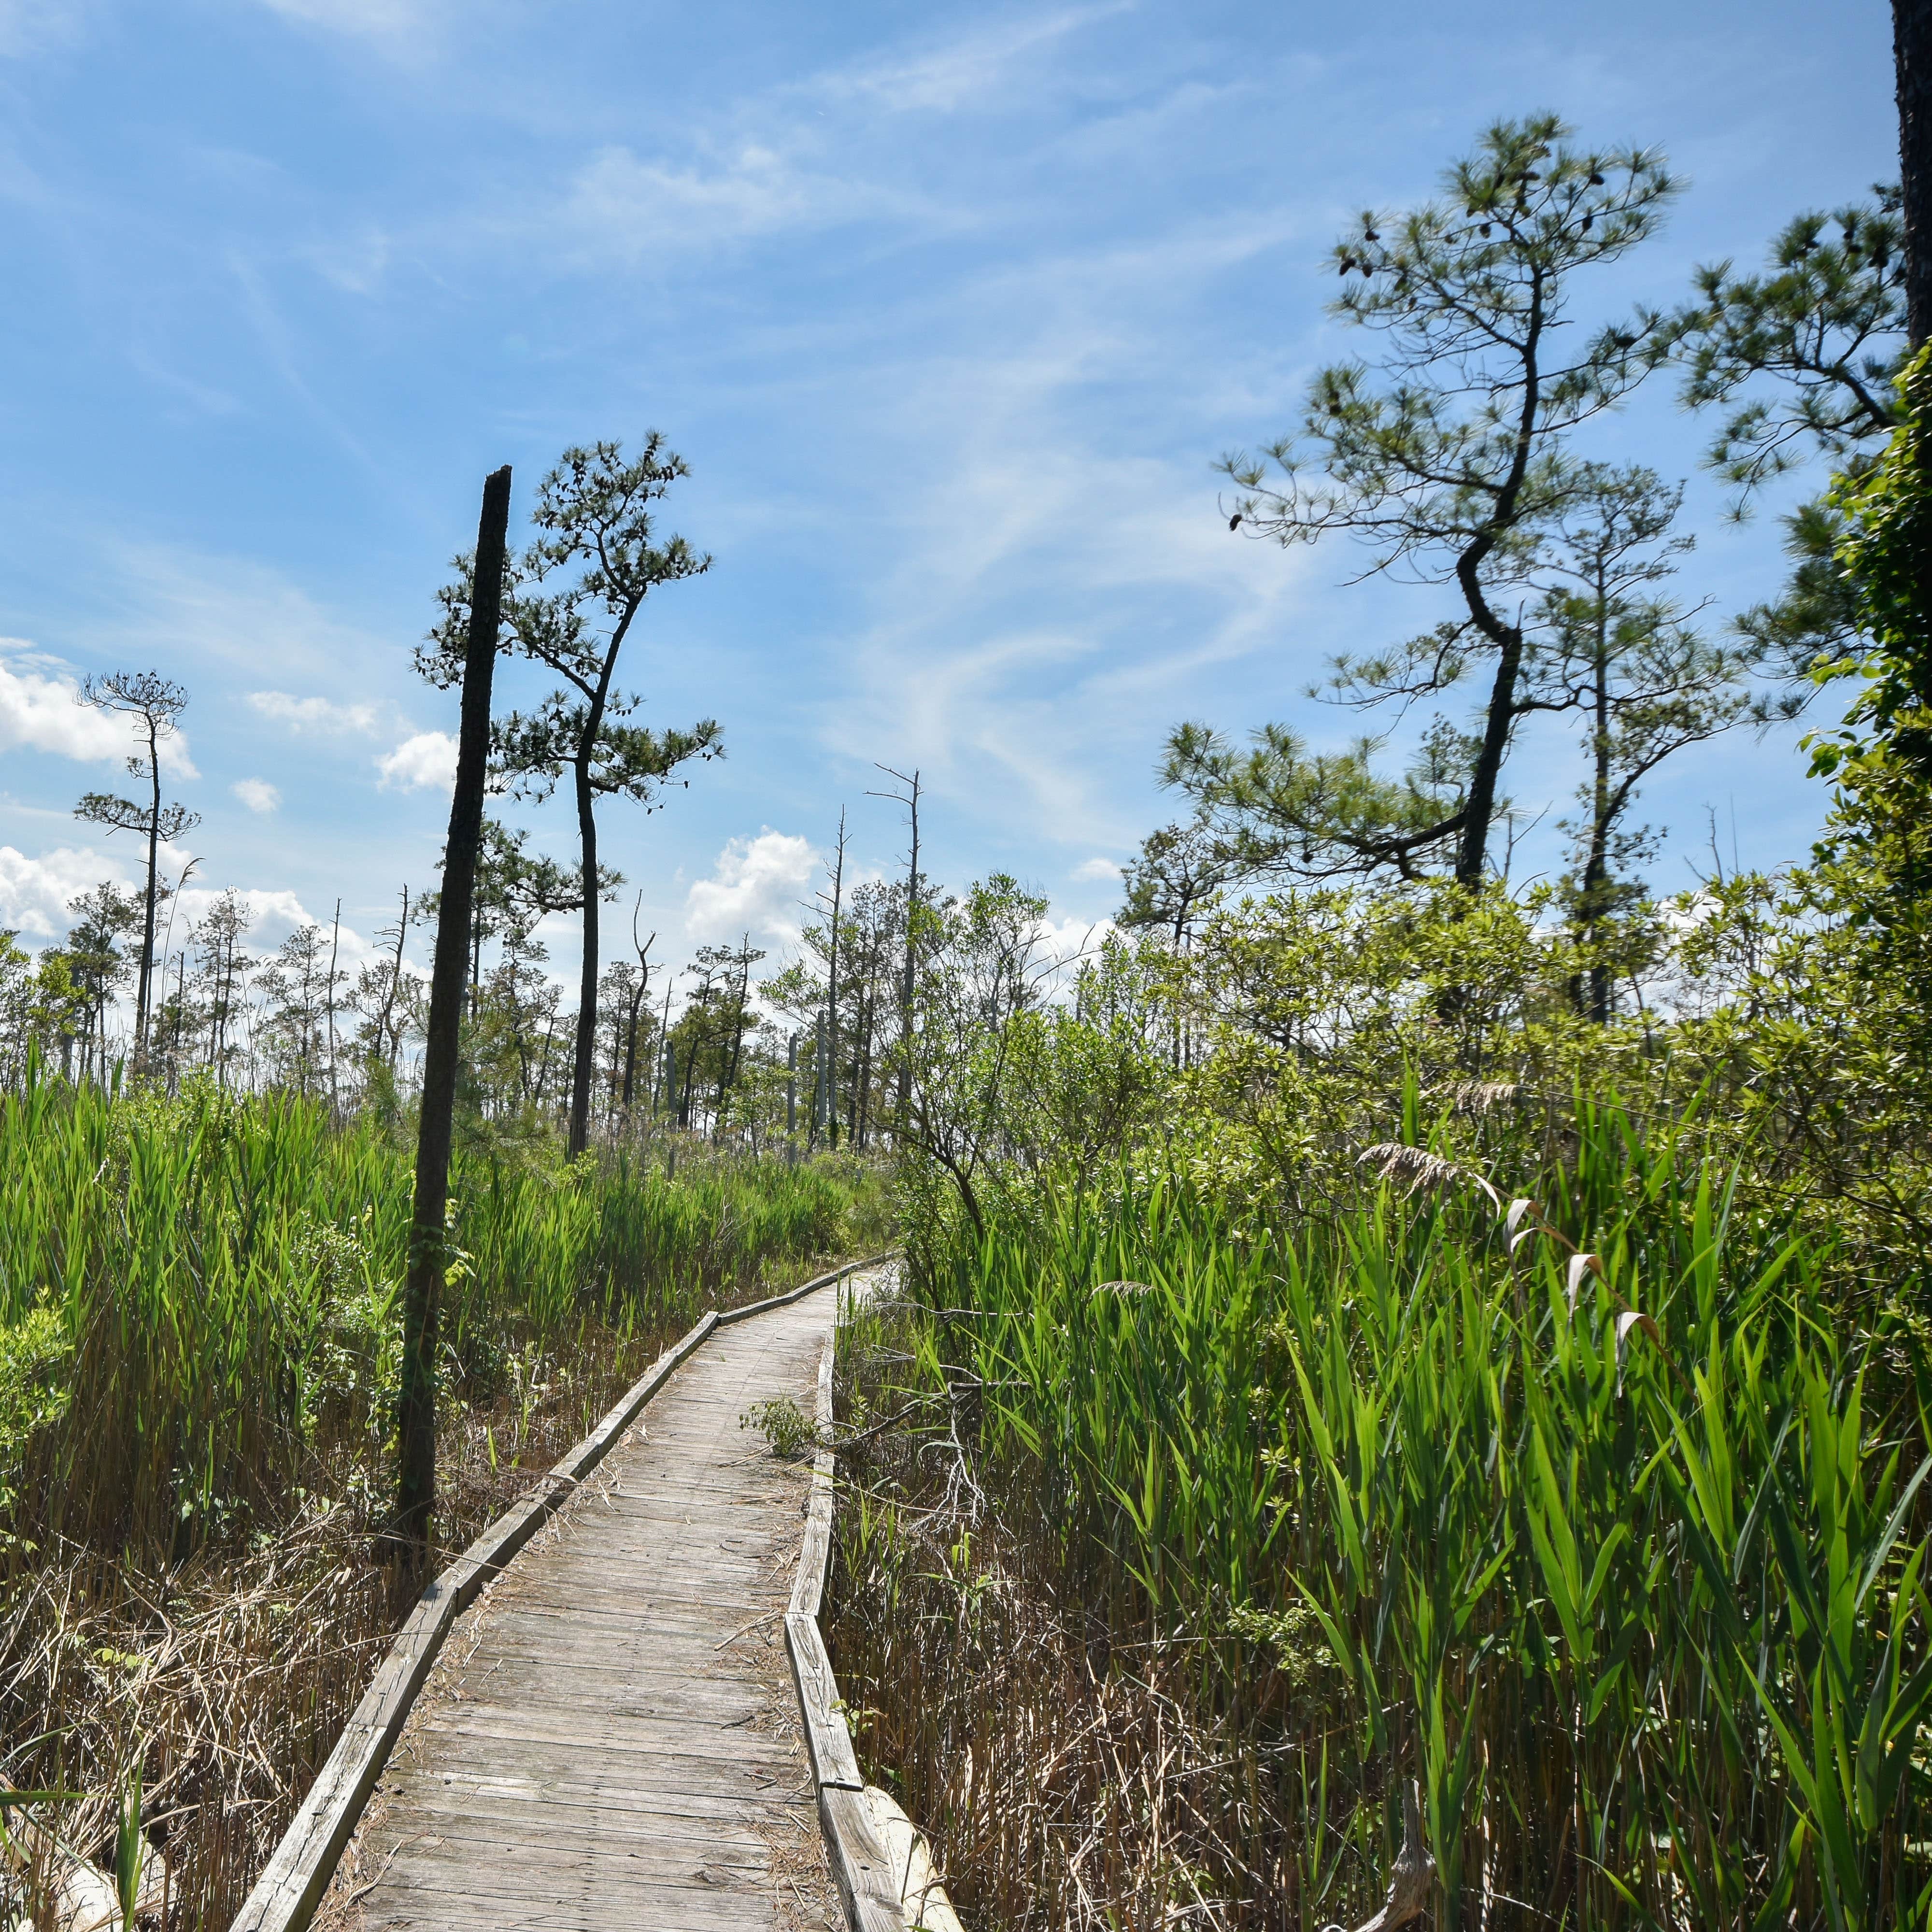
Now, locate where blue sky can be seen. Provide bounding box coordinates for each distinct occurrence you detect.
[0,0,1897,997]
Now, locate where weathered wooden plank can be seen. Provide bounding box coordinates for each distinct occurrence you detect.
[242,1264,908,1932]
[374,1781,781,1849]
[399,1767,805,1825]
[230,1305,726,1932]
[784,1611,864,1792]
[354,1866,771,1932]
[374,1846,775,1910]
[819,1784,912,1932]
[341,1282,863,1932]
[792,1471,835,1619]
[712,1252,894,1327]
[374,1824,795,1875]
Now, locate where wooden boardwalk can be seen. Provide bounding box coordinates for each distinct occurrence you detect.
[327,1274,876,1932]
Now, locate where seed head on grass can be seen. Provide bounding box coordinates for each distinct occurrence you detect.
[1355,1142,1502,1209]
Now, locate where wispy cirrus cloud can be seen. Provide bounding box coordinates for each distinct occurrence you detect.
[248,0,439,42]
[813,3,1131,115]
[554,142,920,264]
[0,0,91,58]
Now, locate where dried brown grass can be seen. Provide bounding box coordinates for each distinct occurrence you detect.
[0,1315,670,1931]
[824,1308,1325,1931]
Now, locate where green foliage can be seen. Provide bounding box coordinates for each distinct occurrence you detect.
[1668,188,1905,694]
[0,1068,876,1563]
[888,1126,1932,1926]
[1218,114,1678,885]
[1670,191,1904,499]
[1804,347,1932,1037]
[742,1394,816,1461]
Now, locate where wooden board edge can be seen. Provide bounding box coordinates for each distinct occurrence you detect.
[784,1611,865,1791]
[789,1306,917,1929]
[819,1784,911,1932]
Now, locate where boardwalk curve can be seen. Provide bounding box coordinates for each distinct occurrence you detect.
[300,1264,893,1932]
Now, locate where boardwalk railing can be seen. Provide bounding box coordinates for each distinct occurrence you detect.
[230,1254,892,1932]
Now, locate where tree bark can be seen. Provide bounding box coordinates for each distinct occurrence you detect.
[396,464,511,1560]
[568,751,600,1156]
[1899,0,1932,346]
[1452,627,1525,888]
[137,715,162,1061]
[898,771,919,1133]
[825,810,845,1149]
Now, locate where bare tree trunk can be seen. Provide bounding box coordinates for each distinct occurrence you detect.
[873,764,921,1138]
[621,901,652,1113]
[326,898,342,1117]
[379,886,409,1068]
[1899,0,1932,345]
[396,464,511,1561]
[824,810,846,1149]
[654,979,673,1119]
[854,981,873,1151]
[137,716,162,1062]
[568,752,600,1154]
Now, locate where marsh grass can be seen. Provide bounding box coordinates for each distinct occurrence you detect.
[828,1103,1932,1929]
[0,1068,882,1927]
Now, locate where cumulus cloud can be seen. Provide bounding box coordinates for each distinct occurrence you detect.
[0,642,199,775]
[0,843,132,939]
[1072,855,1122,882]
[684,830,819,946]
[173,884,375,963]
[377,731,457,793]
[1030,910,1115,1002]
[248,691,380,735]
[232,778,281,814]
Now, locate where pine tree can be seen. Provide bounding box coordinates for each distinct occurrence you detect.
[1204,115,1675,888]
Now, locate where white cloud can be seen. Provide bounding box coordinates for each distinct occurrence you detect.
[0,0,88,57]
[376,731,457,793]
[251,0,432,37]
[98,544,391,687]
[232,778,281,814]
[1031,910,1115,1002]
[0,843,132,939]
[248,690,380,735]
[1072,855,1122,881]
[0,642,199,776]
[557,143,906,262]
[819,5,1129,115]
[173,884,376,964]
[684,830,819,946]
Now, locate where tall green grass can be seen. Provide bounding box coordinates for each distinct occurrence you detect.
[893,1104,1932,1928]
[0,1065,876,1562]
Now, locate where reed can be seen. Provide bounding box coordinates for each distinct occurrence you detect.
[0,1065,882,1926]
[829,1100,1932,1929]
